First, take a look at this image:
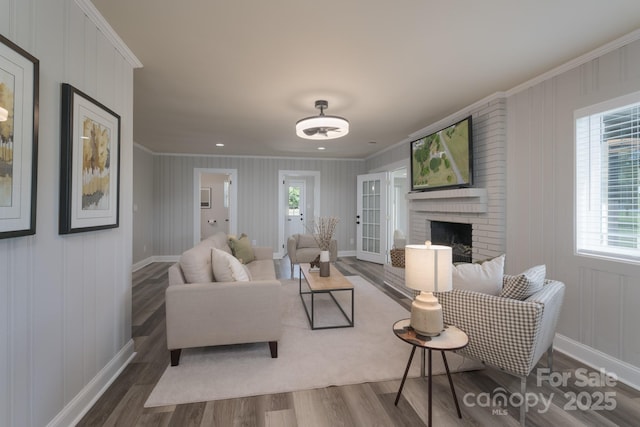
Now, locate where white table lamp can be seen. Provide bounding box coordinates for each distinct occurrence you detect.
[405,241,452,336]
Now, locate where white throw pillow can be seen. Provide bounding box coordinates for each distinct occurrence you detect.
[452,254,505,295]
[211,248,250,282]
[179,243,215,283]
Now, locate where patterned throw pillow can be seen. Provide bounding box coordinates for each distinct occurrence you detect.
[500,264,546,300]
[228,233,255,264]
[211,248,250,282]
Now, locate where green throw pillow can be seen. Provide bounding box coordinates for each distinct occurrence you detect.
[228,233,255,264]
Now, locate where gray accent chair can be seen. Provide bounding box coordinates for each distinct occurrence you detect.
[287,233,338,277]
[437,276,565,426]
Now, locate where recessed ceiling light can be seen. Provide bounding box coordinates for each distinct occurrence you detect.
[215,143,224,147]
[368,141,377,144]
[317,147,326,150]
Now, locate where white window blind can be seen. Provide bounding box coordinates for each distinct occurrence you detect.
[575,93,640,264]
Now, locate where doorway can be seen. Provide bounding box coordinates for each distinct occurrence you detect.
[278,170,320,259]
[193,168,238,246]
[356,166,408,265]
[389,167,408,253]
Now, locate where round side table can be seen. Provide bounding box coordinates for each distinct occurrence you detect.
[393,319,469,426]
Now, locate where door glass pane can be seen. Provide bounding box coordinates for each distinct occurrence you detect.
[361,179,381,253]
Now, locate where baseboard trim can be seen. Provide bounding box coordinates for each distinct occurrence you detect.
[554,333,640,391]
[132,257,154,272]
[338,250,356,257]
[46,340,136,427]
[132,255,180,272]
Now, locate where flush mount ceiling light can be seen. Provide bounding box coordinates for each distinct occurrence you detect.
[296,100,349,140]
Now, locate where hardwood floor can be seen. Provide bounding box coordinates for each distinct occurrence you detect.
[77,258,640,426]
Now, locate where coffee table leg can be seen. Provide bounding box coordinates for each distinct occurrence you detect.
[441,351,462,418]
[395,346,416,406]
[311,292,315,329]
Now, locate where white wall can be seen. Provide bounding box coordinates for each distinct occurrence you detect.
[506,35,640,382]
[133,144,154,264]
[0,1,138,426]
[152,154,365,258]
[367,32,640,388]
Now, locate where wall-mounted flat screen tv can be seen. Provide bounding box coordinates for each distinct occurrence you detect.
[410,115,473,192]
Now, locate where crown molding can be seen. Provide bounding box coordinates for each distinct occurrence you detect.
[74,0,143,68]
[369,28,640,163]
[366,91,508,162]
[506,28,640,96]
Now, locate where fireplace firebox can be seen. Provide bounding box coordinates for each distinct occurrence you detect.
[430,221,472,263]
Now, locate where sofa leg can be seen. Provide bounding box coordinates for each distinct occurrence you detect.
[547,344,554,372]
[170,349,182,366]
[269,341,278,358]
[291,263,294,278]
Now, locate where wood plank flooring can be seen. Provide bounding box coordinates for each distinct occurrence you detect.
[77,257,640,426]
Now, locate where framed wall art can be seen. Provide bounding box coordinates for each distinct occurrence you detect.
[0,34,39,239]
[200,187,211,209]
[59,83,120,234]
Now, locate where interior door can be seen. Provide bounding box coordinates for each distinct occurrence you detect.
[356,172,388,263]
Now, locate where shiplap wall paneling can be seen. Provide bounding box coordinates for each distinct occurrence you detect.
[152,155,364,257]
[0,0,137,425]
[506,37,640,374]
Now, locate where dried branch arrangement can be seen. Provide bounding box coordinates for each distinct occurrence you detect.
[307,216,339,251]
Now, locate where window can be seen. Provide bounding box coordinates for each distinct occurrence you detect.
[575,92,640,263]
[288,184,300,216]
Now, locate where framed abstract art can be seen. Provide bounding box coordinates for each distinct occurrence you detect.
[0,34,39,239]
[59,83,120,234]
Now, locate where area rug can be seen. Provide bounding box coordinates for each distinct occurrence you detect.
[145,276,480,407]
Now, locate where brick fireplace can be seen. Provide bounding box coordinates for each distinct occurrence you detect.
[383,98,507,296]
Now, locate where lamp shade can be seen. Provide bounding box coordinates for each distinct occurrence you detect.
[405,242,452,292]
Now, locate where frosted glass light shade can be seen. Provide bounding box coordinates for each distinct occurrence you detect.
[295,115,349,140]
[405,242,452,292]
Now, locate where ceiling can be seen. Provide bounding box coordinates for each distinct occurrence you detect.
[91,0,640,159]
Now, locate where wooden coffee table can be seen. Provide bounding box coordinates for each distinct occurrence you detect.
[299,263,354,330]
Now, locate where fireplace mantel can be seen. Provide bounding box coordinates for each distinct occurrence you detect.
[407,188,487,213]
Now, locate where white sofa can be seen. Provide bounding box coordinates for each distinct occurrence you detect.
[166,232,282,366]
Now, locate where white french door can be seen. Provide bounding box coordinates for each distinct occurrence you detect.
[356,172,387,264]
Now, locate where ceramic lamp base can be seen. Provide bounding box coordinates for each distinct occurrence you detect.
[410,291,443,336]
